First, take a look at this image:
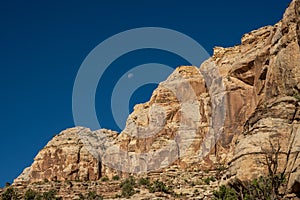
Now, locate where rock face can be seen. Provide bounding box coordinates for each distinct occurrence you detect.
[12,168,223,200]
[11,0,300,198]
[103,66,214,174]
[220,0,300,192]
[14,127,118,184]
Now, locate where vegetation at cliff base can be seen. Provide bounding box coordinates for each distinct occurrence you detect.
[214,138,289,200]
[120,176,136,198]
[1,188,63,200]
[213,174,286,200]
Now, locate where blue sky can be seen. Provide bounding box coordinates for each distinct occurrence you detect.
[0,0,291,186]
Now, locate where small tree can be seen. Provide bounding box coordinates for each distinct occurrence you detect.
[214,136,291,200]
[257,138,286,198]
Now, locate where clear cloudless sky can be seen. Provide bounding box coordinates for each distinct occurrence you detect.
[0,0,291,187]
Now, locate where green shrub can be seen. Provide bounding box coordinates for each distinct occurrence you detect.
[172,192,184,198]
[213,185,237,200]
[203,176,216,185]
[138,177,150,186]
[216,165,227,172]
[243,174,285,200]
[120,176,136,198]
[293,92,300,102]
[86,191,103,200]
[24,189,41,200]
[1,187,20,200]
[42,189,61,200]
[193,189,199,195]
[74,179,82,182]
[112,175,120,181]
[214,174,286,200]
[78,193,85,200]
[100,176,109,182]
[190,181,195,186]
[148,180,171,194]
[78,191,103,200]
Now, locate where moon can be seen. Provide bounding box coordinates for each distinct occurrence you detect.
[127,73,134,79]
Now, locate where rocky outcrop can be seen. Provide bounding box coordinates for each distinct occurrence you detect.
[221,0,300,191]
[102,66,214,174]
[14,127,118,184]
[10,0,300,198]
[11,167,223,200]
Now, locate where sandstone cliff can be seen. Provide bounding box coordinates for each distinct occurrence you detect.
[14,127,118,183]
[8,0,300,199]
[220,0,300,193]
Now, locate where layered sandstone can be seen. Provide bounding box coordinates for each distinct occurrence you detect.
[103,66,213,173]
[14,127,118,184]
[220,0,300,192]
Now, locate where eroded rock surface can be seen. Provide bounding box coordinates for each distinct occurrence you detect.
[14,127,118,184]
[103,66,214,173]
[221,0,300,192]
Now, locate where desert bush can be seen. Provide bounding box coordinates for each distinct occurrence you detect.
[112,175,120,181]
[100,176,109,182]
[138,177,150,187]
[42,189,61,200]
[1,187,20,200]
[214,174,286,200]
[213,185,237,200]
[120,176,136,198]
[203,176,216,185]
[86,191,103,200]
[293,91,300,102]
[78,193,85,200]
[24,189,42,200]
[243,175,285,200]
[148,180,171,194]
[43,178,49,183]
[78,191,103,200]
